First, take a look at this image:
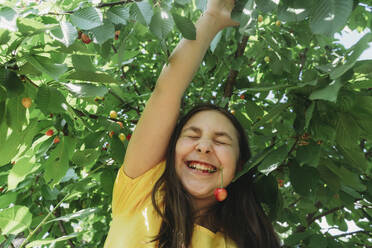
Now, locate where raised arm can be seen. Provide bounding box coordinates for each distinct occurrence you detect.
[123,0,238,178]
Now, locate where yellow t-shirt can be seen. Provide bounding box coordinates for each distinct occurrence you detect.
[104,161,237,248]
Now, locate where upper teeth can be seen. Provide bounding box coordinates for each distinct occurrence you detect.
[188,162,216,172]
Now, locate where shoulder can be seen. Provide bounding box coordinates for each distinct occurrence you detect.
[112,160,166,215]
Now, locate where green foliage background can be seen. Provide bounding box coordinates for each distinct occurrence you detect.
[0,0,371,247]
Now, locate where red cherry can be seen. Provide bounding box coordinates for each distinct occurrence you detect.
[45,129,54,136]
[214,188,227,202]
[53,137,60,144]
[240,94,245,100]
[126,134,131,140]
[0,187,3,193]
[278,179,284,187]
[116,121,123,129]
[81,33,91,44]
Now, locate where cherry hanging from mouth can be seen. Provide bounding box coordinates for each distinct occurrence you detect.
[214,168,227,202]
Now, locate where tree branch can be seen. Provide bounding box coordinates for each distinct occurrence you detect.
[54,209,75,248]
[46,0,140,16]
[3,235,16,248]
[332,230,372,238]
[309,206,343,225]
[298,47,308,78]
[223,35,249,99]
[96,0,140,8]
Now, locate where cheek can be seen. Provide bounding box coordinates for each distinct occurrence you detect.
[175,138,193,159]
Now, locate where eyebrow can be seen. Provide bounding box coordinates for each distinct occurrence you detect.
[182,126,234,141]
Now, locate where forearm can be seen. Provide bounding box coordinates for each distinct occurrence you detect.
[154,13,223,98]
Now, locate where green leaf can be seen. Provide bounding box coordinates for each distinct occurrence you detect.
[114,44,140,66]
[0,7,17,31]
[234,109,252,129]
[289,163,319,196]
[330,33,372,80]
[110,135,126,165]
[336,113,359,147]
[0,192,17,209]
[309,0,353,36]
[326,159,366,192]
[64,83,108,98]
[72,148,100,169]
[90,21,115,45]
[70,7,103,30]
[296,143,321,167]
[149,9,173,40]
[318,163,341,192]
[27,55,67,80]
[17,18,53,35]
[0,126,23,166]
[258,145,288,175]
[36,85,67,115]
[100,168,116,195]
[308,234,327,248]
[304,102,315,130]
[0,28,10,45]
[6,95,26,132]
[210,30,222,53]
[337,145,368,172]
[233,146,274,182]
[65,70,121,84]
[172,13,196,40]
[25,233,79,248]
[309,79,343,102]
[255,0,278,13]
[278,3,311,22]
[131,1,153,26]
[8,155,40,190]
[285,230,312,246]
[43,136,76,186]
[254,174,279,219]
[175,0,191,6]
[0,205,32,235]
[50,21,78,47]
[252,103,290,129]
[0,68,25,97]
[107,6,130,25]
[353,59,372,75]
[46,208,98,223]
[71,55,95,72]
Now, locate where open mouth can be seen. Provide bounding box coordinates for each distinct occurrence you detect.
[185,161,217,174]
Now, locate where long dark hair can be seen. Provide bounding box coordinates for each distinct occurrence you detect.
[151,103,280,247]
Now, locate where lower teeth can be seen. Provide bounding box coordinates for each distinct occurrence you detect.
[189,166,214,173]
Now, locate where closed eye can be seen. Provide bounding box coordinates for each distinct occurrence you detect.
[187,136,200,139]
[215,140,227,145]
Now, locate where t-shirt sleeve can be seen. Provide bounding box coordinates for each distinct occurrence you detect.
[111,161,166,216]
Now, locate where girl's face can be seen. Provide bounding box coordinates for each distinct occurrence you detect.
[175,110,240,210]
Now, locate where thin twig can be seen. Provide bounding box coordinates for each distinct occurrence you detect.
[3,235,16,248]
[19,194,71,248]
[54,209,75,248]
[223,35,249,100]
[333,230,372,238]
[46,0,140,16]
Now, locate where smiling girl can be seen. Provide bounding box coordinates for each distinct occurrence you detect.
[104,0,280,247]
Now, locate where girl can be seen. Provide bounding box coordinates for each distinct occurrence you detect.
[104,0,280,247]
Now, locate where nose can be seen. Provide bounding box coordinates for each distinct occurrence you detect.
[195,140,211,154]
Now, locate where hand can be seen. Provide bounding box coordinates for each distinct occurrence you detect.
[205,0,239,28]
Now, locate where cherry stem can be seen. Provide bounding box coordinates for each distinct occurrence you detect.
[220,168,223,188]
